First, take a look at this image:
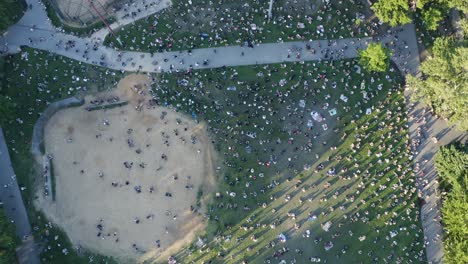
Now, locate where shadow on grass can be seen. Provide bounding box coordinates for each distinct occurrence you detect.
[150,60,426,263]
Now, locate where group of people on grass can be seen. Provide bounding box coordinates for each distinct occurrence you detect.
[7,1,431,263]
[148,59,427,263]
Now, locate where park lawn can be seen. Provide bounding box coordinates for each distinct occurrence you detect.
[0,48,425,263]
[0,47,122,264]
[150,60,426,263]
[0,207,19,264]
[104,0,380,52]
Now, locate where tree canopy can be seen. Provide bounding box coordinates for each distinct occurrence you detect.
[435,143,468,264]
[371,0,412,27]
[406,37,468,130]
[435,143,468,192]
[447,0,468,13]
[372,0,465,30]
[358,43,391,72]
[422,6,444,31]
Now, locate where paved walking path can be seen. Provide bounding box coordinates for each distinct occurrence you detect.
[90,0,171,41]
[0,0,416,74]
[405,97,467,264]
[0,127,40,264]
[1,1,464,263]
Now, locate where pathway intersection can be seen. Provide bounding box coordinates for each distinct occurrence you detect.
[1,0,464,263]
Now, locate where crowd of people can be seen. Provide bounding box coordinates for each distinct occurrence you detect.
[147,58,427,263]
[107,0,382,52]
[1,0,434,263]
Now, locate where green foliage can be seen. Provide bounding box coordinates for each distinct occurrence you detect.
[407,37,468,130]
[442,197,468,264]
[0,95,15,126]
[416,0,434,9]
[0,0,25,33]
[358,43,391,72]
[422,7,444,31]
[435,144,468,193]
[0,208,18,264]
[459,18,468,36]
[447,0,468,13]
[371,0,412,27]
[435,143,468,264]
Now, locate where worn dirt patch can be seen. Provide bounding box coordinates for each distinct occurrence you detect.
[35,74,217,262]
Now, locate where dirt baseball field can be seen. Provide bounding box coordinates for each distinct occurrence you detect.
[35,74,216,262]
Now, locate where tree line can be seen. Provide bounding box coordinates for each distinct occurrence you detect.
[435,143,468,264]
[358,0,467,131]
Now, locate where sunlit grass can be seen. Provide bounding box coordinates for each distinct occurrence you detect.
[150,60,425,263]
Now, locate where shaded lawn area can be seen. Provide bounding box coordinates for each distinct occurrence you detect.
[0,47,122,264]
[0,207,19,264]
[150,60,426,263]
[105,0,384,52]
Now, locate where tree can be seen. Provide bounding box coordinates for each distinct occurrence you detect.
[406,37,468,130]
[0,95,15,126]
[435,143,468,192]
[422,7,444,31]
[372,0,465,31]
[447,0,468,13]
[358,43,391,72]
[459,18,468,36]
[435,143,468,264]
[442,195,468,264]
[371,0,412,27]
[416,0,434,9]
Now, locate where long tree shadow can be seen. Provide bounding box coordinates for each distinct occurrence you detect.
[151,60,426,263]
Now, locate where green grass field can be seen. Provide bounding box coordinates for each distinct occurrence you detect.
[148,60,426,263]
[0,47,425,263]
[104,0,383,52]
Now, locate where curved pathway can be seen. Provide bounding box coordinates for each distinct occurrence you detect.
[0,1,462,263]
[1,0,416,74]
